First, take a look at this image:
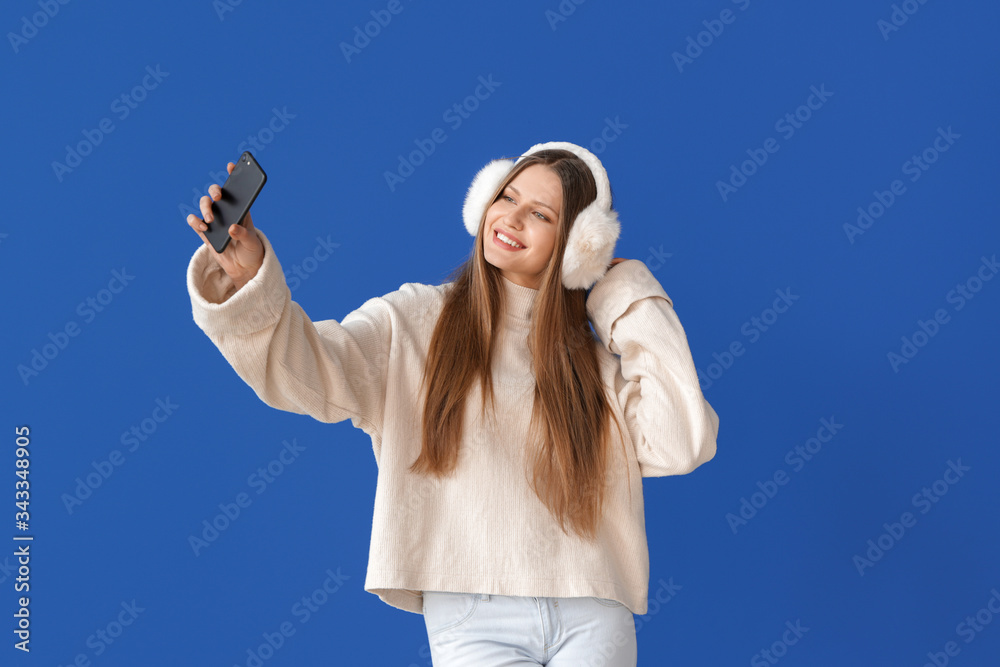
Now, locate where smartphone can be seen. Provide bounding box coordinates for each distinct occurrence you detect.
[203,151,267,253]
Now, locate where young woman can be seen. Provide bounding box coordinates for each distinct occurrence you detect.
[185,141,719,666]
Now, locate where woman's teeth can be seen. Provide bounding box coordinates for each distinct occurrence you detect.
[497,231,523,248]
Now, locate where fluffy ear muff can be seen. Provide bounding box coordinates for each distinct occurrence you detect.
[561,203,621,290]
[463,159,515,237]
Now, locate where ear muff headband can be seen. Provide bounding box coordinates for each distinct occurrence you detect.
[462,141,620,290]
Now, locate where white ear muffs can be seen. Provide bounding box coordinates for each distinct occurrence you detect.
[462,141,621,291]
[462,158,516,237]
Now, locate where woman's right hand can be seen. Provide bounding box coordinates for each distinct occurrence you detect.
[187,161,265,290]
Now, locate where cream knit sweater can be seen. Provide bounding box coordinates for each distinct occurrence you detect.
[186,228,719,616]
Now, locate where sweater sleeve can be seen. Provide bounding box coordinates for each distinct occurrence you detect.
[586,260,719,477]
[185,227,389,437]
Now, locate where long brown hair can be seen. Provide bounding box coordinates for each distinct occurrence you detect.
[409,149,628,540]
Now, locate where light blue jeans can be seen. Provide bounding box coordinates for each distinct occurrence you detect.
[422,591,637,666]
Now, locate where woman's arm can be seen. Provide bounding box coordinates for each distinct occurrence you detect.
[586,260,719,477]
[187,227,390,437]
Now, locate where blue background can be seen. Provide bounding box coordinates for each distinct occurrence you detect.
[4,0,999,664]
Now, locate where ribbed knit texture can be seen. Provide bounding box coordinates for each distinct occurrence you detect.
[186,228,719,615]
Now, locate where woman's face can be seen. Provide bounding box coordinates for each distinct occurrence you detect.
[483,163,562,290]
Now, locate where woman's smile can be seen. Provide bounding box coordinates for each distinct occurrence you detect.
[493,229,526,251]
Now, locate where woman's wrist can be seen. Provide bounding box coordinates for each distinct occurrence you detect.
[231,243,266,291]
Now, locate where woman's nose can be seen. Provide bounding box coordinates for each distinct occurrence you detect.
[504,210,525,228]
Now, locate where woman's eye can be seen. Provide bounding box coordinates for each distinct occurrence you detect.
[500,194,547,221]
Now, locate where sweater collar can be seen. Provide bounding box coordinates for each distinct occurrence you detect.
[499,273,538,322]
